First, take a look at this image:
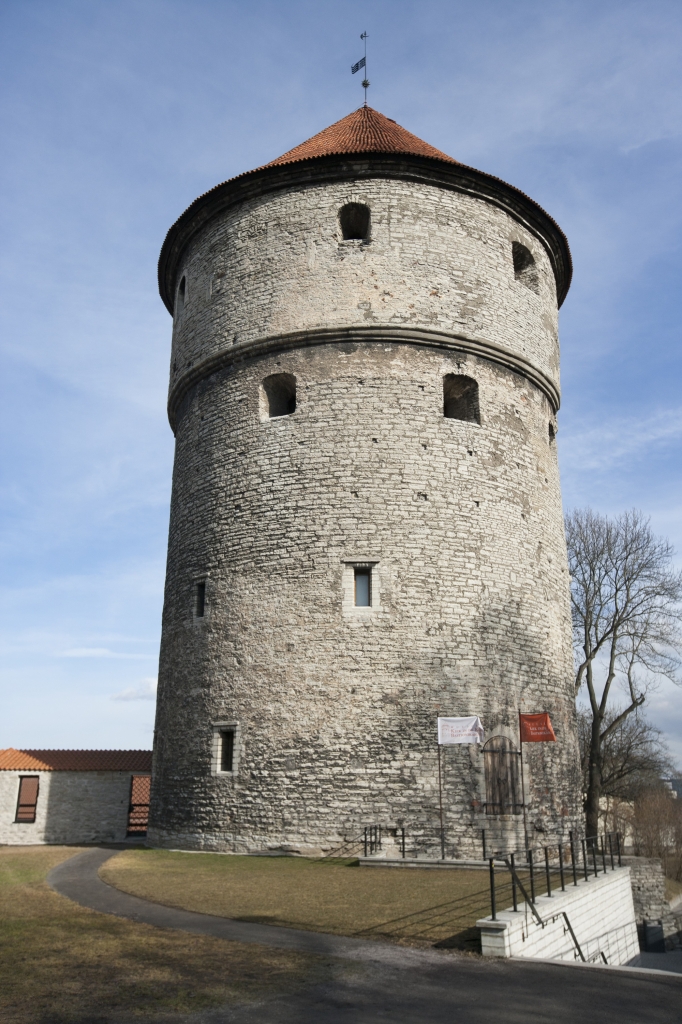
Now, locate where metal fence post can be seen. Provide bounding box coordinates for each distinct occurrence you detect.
[489,858,497,920]
[616,832,622,867]
[528,848,536,903]
[401,827,406,859]
[558,843,566,891]
[608,833,614,870]
[590,838,598,877]
[364,828,367,858]
[482,828,487,860]
[600,834,607,874]
[510,853,518,911]
[581,838,589,881]
[544,846,552,897]
[569,832,578,886]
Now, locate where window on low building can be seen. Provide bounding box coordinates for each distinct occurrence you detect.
[339,203,370,241]
[443,374,480,424]
[15,776,39,823]
[483,736,522,815]
[354,566,371,607]
[262,373,296,418]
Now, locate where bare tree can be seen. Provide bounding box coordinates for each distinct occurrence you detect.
[577,707,675,802]
[566,509,682,839]
[631,786,682,880]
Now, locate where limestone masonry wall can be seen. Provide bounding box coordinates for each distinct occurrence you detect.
[149,164,581,855]
[167,178,560,412]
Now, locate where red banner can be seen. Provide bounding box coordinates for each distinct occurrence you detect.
[519,712,556,743]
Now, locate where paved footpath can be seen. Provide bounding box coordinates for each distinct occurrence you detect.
[48,848,681,1024]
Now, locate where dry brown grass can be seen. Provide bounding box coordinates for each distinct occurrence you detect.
[0,846,319,1024]
[101,849,511,949]
[666,875,682,902]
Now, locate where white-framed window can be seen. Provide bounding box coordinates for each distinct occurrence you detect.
[342,560,380,615]
[211,723,239,776]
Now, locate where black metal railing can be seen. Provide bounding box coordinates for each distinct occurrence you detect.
[486,831,622,922]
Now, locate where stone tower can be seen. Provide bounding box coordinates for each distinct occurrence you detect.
[149,106,581,856]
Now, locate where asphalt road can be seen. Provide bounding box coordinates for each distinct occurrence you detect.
[48,848,682,1023]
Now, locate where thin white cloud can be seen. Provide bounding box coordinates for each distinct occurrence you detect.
[112,677,158,702]
[59,647,154,659]
[561,408,682,472]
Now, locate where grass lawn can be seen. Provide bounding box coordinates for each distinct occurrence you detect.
[0,846,321,1024]
[101,849,514,949]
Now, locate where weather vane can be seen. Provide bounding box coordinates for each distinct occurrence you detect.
[351,31,370,106]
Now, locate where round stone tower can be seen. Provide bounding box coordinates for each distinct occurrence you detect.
[149,106,582,856]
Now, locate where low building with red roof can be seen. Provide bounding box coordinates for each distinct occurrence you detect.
[0,749,152,845]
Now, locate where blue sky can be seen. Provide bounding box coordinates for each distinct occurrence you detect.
[1,0,681,762]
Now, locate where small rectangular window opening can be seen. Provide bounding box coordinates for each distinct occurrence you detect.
[220,730,235,772]
[354,567,371,607]
[195,582,206,617]
[15,776,39,823]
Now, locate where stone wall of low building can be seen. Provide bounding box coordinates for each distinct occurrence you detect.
[0,771,140,845]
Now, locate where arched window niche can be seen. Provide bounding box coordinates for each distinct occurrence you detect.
[261,373,296,420]
[339,203,371,241]
[176,275,187,311]
[483,736,522,815]
[443,374,480,424]
[512,242,539,293]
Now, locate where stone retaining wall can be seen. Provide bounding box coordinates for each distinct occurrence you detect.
[477,866,639,965]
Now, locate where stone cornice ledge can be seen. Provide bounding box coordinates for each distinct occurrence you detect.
[167,324,561,431]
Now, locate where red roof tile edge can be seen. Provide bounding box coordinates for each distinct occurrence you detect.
[157,105,572,314]
[0,748,153,772]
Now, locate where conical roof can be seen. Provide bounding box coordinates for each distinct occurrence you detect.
[267,105,459,168]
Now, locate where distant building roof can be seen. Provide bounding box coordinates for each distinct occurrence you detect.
[0,748,152,772]
[266,105,460,168]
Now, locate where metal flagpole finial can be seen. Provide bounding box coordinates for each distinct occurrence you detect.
[351,31,370,106]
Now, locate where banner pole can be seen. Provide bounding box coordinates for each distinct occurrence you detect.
[437,742,445,860]
[519,710,529,853]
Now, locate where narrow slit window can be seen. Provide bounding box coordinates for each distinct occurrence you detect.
[15,776,39,823]
[339,203,370,241]
[443,374,480,424]
[549,422,556,444]
[177,276,186,310]
[354,567,371,607]
[220,730,235,772]
[195,582,206,617]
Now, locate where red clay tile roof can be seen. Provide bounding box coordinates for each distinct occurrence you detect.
[0,749,152,772]
[267,106,459,168]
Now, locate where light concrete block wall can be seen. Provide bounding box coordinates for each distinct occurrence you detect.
[477,867,639,966]
[0,771,142,845]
